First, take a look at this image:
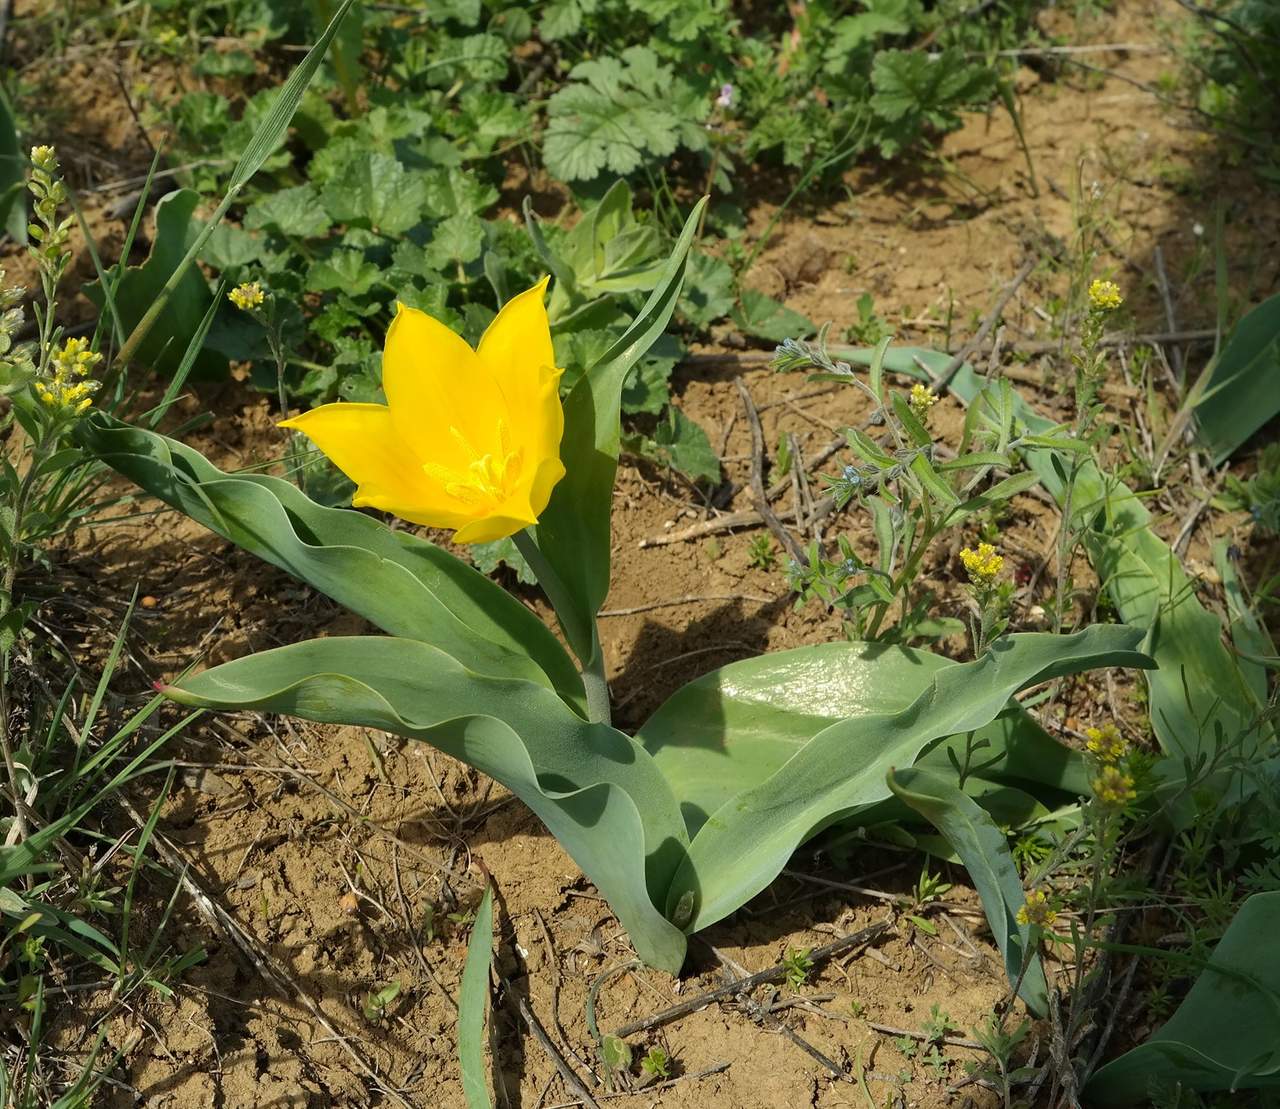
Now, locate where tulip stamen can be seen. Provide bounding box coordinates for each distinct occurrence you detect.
[423,423,524,508]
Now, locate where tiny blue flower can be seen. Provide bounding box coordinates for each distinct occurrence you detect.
[842,465,861,485]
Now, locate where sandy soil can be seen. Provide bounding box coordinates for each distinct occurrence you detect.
[13,0,1280,1105]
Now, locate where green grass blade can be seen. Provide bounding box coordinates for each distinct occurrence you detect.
[114,0,356,368]
[147,278,227,429]
[459,884,494,1109]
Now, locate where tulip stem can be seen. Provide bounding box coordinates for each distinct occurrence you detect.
[580,651,612,729]
[512,529,611,726]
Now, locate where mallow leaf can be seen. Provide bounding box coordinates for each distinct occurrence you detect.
[322,152,428,234]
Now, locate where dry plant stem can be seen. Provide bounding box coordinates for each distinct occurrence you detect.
[866,1023,985,1050]
[638,494,837,549]
[735,378,807,563]
[612,919,890,1038]
[711,946,851,1080]
[117,794,416,1109]
[515,995,602,1109]
[598,592,771,617]
[932,258,1036,394]
[0,448,50,844]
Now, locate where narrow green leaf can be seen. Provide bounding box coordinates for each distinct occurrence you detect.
[459,884,494,1109]
[888,766,1047,1014]
[115,0,356,366]
[533,197,707,663]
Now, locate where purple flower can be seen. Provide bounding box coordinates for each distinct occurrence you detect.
[716,83,734,109]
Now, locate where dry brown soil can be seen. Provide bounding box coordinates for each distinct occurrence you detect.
[15,1,1280,1106]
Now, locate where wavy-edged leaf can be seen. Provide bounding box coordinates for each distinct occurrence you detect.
[532,197,706,663]
[1086,891,1280,1104]
[76,414,585,711]
[843,344,1276,820]
[1193,293,1280,463]
[636,640,1086,837]
[666,626,1151,931]
[888,766,1047,1014]
[164,636,690,972]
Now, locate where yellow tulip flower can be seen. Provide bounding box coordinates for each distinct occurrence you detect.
[281,277,566,544]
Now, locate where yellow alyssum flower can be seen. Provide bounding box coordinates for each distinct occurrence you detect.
[1088,279,1123,312]
[1091,764,1136,809]
[1016,888,1057,929]
[960,542,1003,586]
[282,278,566,544]
[229,282,265,310]
[908,382,937,421]
[35,336,101,415]
[1085,722,1130,763]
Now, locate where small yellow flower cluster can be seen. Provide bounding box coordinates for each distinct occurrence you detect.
[960,542,1004,587]
[229,282,266,311]
[1091,764,1136,810]
[908,382,938,421]
[1016,888,1057,929]
[1085,722,1130,764]
[36,336,101,415]
[1088,279,1123,312]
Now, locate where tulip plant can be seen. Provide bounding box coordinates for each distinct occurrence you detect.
[80,200,1152,1005]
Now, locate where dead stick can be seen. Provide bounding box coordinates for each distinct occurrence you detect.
[866,1022,986,1050]
[612,920,890,1038]
[683,329,1216,367]
[735,378,807,563]
[119,795,416,1109]
[638,495,837,549]
[599,592,772,617]
[516,995,602,1109]
[933,258,1036,392]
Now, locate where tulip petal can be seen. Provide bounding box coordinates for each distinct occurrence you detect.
[384,304,505,465]
[280,403,473,528]
[453,512,539,545]
[477,276,556,398]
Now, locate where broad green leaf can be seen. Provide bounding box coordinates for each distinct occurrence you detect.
[1193,293,1280,463]
[532,197,706,664]
[245,184,333,238]
[459,884,494,1108]
[843,345,1277,821]
[666,626,1151,930]
[322,152,429,234]
[84,190,225,379]
[636,640,1087,838]
[164,636,690,972]
[1086,891,1280,1104]
[732,289,816,343]
[627,406,720,484]
[74,414,585,712]
[888,766,1047,1014]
